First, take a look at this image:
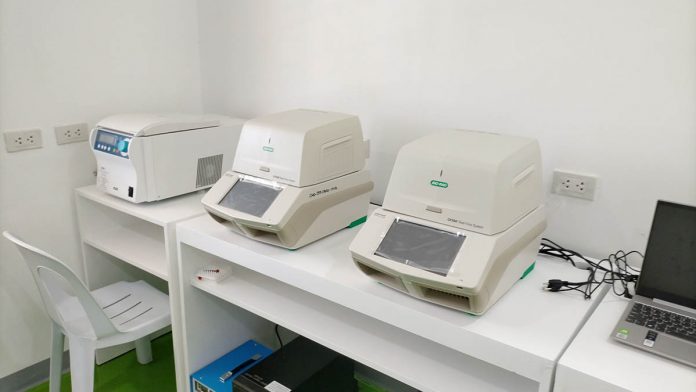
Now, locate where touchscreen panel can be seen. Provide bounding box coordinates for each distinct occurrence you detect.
[218,178,282,218]
[375,219,465,276]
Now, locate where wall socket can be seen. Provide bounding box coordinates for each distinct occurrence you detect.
[55,122,89,145]
[3,129,43,152]
[552,170,598,201]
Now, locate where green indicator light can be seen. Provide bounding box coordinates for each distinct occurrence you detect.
[430,180,448,188]
[619,328,629,334]
[263,146,274,152]
[520,262,535,279]
[347,216,367,228]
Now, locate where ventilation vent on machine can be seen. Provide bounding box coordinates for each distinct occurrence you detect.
[420,287,471,311]
[196,154,223,188]
[356,262,407,292]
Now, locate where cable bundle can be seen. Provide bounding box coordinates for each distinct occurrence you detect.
[538,238,642,299]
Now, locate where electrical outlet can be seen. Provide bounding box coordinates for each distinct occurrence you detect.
[552,170,598,201]
[3,129,43,152]
[55,122,89,145]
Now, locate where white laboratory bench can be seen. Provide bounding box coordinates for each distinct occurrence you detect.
[554,293,696,392]
[176,209,607,392]
[74,185,207,392]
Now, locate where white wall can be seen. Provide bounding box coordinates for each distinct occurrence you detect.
[197,0,696,258]
[2,0,695,380]
[0,0,202,378]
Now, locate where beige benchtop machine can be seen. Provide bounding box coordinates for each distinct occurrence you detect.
[91,113,243,203]
[202,109,374,249]
[350,130,546,314]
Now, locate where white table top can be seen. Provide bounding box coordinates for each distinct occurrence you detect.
[75,185,206,226]
[177,208,606,385]
[555,293,696,392]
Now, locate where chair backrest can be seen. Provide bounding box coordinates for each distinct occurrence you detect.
[2,231,118,339]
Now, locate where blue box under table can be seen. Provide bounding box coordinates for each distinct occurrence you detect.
[191,340,272,392]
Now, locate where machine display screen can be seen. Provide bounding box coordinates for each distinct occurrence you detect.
[218,177,282,218]
[375,219,465,276]
[97,133,118,145]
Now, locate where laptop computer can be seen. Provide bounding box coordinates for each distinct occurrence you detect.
[612,200,696,367]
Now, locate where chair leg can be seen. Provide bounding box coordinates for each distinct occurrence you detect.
[67,337,96,392]
[49,323,64,392]
[134,337,153,364]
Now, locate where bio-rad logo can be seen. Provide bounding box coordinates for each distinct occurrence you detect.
[262,146,274,152]
[430,180,448,188]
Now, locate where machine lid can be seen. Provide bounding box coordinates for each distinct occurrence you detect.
[231,109,366,187]
[96,113,221,136]
[382,129,542,235]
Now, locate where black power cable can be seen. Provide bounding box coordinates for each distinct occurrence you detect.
[539,238,642,299]
[274,324,284,348]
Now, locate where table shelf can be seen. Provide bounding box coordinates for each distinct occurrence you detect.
[191,256,537,392]
[76,185,207,226]
[555,294,696,391]
[177,210,607,392]
[83,225,168,280]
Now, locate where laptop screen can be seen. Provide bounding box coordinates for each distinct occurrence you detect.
[636,201,696,309]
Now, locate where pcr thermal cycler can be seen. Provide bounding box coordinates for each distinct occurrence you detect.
[91,114,244,203]
[202,109,374,249]
[350,130,547,315]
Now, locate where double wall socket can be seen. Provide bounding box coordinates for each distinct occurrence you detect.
[55,122,89,145]
[552,170,598,201]
[3,129,43,152]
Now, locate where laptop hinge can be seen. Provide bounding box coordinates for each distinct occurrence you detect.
[653,298,696,314]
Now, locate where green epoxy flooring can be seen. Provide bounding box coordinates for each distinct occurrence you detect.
[27,333,176,392]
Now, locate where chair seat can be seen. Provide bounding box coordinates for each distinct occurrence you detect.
[3,231,173,392]
[58,281,170,347]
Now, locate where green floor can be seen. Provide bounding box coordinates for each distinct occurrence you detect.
[27,333,176,392]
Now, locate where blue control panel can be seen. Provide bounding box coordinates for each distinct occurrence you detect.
[94,129,130,159]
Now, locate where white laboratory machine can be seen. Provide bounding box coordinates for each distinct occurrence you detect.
[350,130,546,315]
[91,113,244,203]
[202,109,374,249]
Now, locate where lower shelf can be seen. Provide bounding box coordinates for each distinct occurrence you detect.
[192,263,538,392]
[83,226,168,280]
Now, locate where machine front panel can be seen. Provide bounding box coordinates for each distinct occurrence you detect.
[218,177,283,218]
[375,219,465,276]
[93,128,130,159]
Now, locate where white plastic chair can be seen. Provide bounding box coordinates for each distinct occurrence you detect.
[2,231,171,392]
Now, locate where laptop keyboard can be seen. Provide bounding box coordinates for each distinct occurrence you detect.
[626,303,696,343]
